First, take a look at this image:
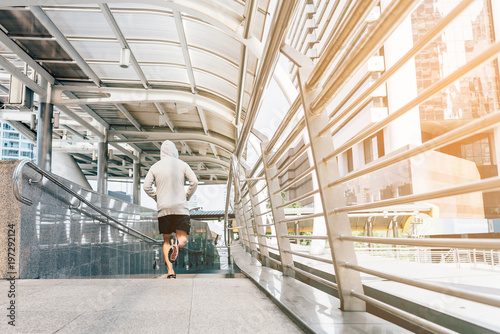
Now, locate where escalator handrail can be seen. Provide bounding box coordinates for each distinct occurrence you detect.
[12,159,161,245]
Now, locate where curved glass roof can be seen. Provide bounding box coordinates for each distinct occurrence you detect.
[0,0,274,183]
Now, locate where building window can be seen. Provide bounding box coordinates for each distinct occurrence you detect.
[20,142,33,150]
[364,131,385,164]
[461,136,491,166]
[3,132,19,140]
[20,151,31,158]
[411,0,498,121]
[2,149,19,157]
[3,141,19,148]
[3,123,13,130]
[346,148,353,173]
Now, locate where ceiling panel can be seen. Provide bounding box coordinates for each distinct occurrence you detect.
[45,9,115,38]
[141,64,190,85]
[112,11,179,43]
[0,9,50,37]
[183,18,241,64]
[89,63,139,81]
[194,69,237,104]
[189,48,238,86]
[129,42,184,65]
[17,39,72,60]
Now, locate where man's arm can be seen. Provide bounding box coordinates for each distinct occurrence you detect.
[143,169,157,201]
[185,164,198,201]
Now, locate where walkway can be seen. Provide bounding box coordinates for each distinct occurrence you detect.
[0,274,303,334]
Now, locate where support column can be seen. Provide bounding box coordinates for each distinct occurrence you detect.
[249,180,270,265]
[241,197,257,256]
[133,154,141,205]
[298,65,364,311]
[236,201,250,252]
[36,102,53,171]
[261,141,294,276]
[97,128,108,194]
[304,132,326,255]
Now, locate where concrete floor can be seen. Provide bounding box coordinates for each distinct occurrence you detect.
[0,275,304,334]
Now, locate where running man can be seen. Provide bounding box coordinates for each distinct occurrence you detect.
[143,140,198,279]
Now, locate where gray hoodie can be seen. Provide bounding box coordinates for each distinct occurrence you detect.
[143,140,198,216]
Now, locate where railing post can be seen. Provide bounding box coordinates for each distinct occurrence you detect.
[36,102,54,172]
[97,128,108,194]
[235,201,250,252]
[297,65,365,311]
[261,141,294,276]
[241,195,258,256]
[248,180,270,265]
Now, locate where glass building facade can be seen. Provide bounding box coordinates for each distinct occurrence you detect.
[0,121,35,161]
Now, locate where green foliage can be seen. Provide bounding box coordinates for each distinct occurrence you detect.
[300,231,311,246]
[281,191,303,208]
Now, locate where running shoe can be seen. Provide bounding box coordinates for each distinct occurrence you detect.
[168,234,179,263]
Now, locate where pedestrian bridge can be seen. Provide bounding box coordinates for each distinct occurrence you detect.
[1,1,500,333]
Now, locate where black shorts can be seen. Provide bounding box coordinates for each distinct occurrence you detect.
[158,215,191,235]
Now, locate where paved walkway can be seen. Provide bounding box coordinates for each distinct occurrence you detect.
[0,274,303,333]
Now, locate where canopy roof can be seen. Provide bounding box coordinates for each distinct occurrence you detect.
[0,0,275,183]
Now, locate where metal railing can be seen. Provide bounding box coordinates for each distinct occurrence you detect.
[12,159,161,245]
[228,0,500,332]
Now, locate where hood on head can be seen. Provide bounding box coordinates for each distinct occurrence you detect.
[160,140,179,159]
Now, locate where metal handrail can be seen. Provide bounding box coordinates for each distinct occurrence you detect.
[322,0,475,130]
[344,263,500,308]
[282,249,334,265]
[267,118,306,167]
[273,143,311,181]
[277,188,320,209]
[254,195,270,207]
[256,209,272,216]
[333,176,500,214]
[285,235,328,240]
[278,212,324,224]
[341,235,500,250]
[324,41,500,162]
[12,159,161,245]
[265,96,302,154]
[328,111,500,189]
[284,265,338,289]
[349,290,455,334]
[276,165,315,194]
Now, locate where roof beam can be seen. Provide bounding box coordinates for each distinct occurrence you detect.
[209,143,218,159]
[108,131,235,154]
[5,120,36,143]
[174,10,196,93]
[154,102,175,131]
[30,6,102,87]
[234,0,258,138]
[235,1,300,158]
[55,105,104,139]
[52,85,235,123]
[143,154,230,169]
[62,91,109,128]
[99,3,149,89]
[61,124,88,140]
[0,29,55,85]
[0,54,46,96]
[116,103,142,131]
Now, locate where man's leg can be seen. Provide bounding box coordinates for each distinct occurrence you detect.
[163,233,175,276]
[176,229,188,248]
